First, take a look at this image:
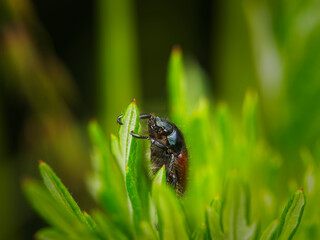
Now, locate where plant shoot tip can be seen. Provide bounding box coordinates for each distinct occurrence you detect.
[172,45,182,53]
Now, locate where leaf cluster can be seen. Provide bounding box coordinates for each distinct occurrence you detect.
[23,48,307,239]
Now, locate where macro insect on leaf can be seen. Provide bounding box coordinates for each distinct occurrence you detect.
[117,113,188,196]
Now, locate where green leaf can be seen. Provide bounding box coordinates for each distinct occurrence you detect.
[149,196,158,235]
[139,221,159,240]
[183,57,210,114]
[192,223,210,240]
[214,103,234,170]
[242,90,259,145]
[98,0,141,133]
[88,121,132,236]
[118,101,143,228]
[23,179,82,236]
[126,165,142,228]
[183,98,218,231]
[38,161,90,229]
[36,228,99,240]
[206,195,224,240]
[260,219,280,240]
[36,228,70,240]
[186,98,213,167]
[118,101,140,172]
[110,133,122,172]
[167,46,187,127]
[152,182,189,239]
[240,90,260,177]
[181,99,223,238]
[92,210,129,240]
[83,211,99,235]
[277,189,306,240]
[88,120,122,177]
[152,165,166,190]
[222,175,258,240]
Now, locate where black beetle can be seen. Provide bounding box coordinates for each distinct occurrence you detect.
[117,113,188,195]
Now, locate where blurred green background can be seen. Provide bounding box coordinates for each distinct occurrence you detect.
[1,0,320,239]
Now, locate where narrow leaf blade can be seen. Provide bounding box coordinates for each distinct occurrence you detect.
[206,195,224,240]
[260,219,279,240]
[118,101,143,229]
[36,228,70,240]
[118,101,139,170]
[39,161,89,228]
[152,165,166,189]
[23,179,81,236]
[277,189,306,240]
[152,183,189,239]
[88,121,133,235]
[167,46,187,126]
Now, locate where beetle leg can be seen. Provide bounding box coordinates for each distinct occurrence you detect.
[172,173,177,188]
[117,113,152,125]
[167,170,177,188]
[130,131,149,140]
[130,131,168,150]
[166,155,177,187]
[117,114,124,125]
[167,155,175,173]
[139,113,152,120]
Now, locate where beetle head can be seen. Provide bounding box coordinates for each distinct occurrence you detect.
[148,115,173,137]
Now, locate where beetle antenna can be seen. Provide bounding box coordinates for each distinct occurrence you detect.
[131,131,168,150]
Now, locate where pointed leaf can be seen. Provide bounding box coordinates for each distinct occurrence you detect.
[260,219,279,240]
[83,211,99,235]
[167,46,187,126]
[118,101,143,227]
[152,183,189,240]
[88,121,132,234]
[126,165,142,228]
[206,195,224,240]
[242,90,259,145]
[139,221,159,240]
[118,101,139,173]
[88,121,122,176]
[149,196,158,234]
[92,210,129,240]
[222,175,258,240]
[192,223,210,240]
[184,98,218,231]
[23,179,81,236]
[36,228,71,240]
[277,189,306,240]
[110,133,122,171]
[36,228,99,240]
[152,165,166,190]
[38,161,89,228]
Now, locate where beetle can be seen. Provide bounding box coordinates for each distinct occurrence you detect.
[117,113,188,195]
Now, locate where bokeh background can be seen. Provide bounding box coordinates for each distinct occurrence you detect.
[1,0,320,239]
